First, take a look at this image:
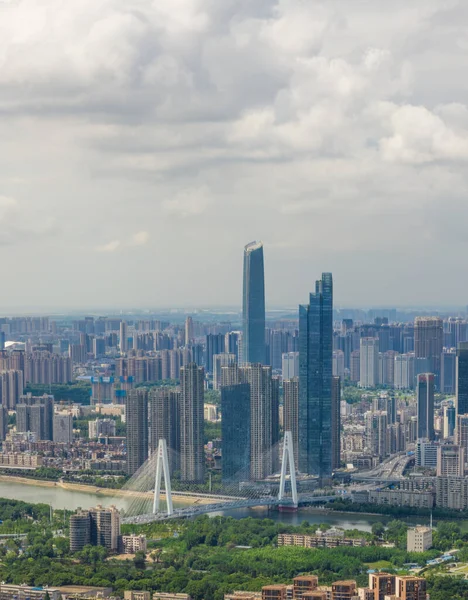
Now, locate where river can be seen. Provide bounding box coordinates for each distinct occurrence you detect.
[0,479,446,533]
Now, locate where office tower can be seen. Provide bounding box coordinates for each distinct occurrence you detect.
[441,348,456,394]
[282,352,299,380]
[240,363,273,480]
[417,373,435,441]
[225,331,241,361]
[213,353,237,390]
[456,341,468,414]
[395,576,427,600]
[414,316,443,379]
[0,406,8,441]
[69,509,91,552]
[369,573,395,600]
[443,405,456,438]
[415,438,438,468]
[92,337,106,359]
[185,316,194,344]
[180,363,205,483]
[0,370,24,409]
[331,376,341,470]
[365,411,388,458]
[331,581,356,600]
[221,364,240,387]
[125,389,149,475]
[436,444,464,477]
[16,394,54,440]
[88,418,116,439]
[359,338,379,388]
[205,333,225,373]
[283,378,299,470]
[299,273,333,480]
[332,350,345,380]
[221,383,251,481]
[242,241,266,365]
[89,505,121,551]
[120,321,128,353]
[0,332,4,351]
[350,350,360,383]
[149,387,180,474]
[394,353,415,390]
[53,414,73,444]
[271,375,280,472]
[455,413,468,458]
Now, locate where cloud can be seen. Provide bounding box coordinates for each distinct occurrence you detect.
[96,240,121,253]
[129,231,150,246]
[161,187,213,218]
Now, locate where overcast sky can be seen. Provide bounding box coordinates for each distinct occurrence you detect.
[1,0,468,310]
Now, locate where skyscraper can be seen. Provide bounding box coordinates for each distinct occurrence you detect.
[149,387,180,474]
[417,373,435,441]
[240,363,273,480]
[185,316,194,344]
[205,333,225,373]
[298,272,333,479]
[221,383,251,482]
[359,338,379,388]
[242,241,266,365]
[16,394,54,440]
[180,363,205,483]
[283,377,299,470]
[125,389,148,475]
[213,353,237,390]
[414,317,443,380]
[53,413,74,444]
[120,321,128,354]
[331,376,341,471]
[456,341,468,415]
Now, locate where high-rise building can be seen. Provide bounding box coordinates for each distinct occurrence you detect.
[456,341,468,415]
[221,383,251,481]
[443,405,456,438]
[93,337,106,359]
[205,334,225,373]
[149,387,180,474]
[436,444,464,477]
[185,316,194,344]
[456,413,468,460]
[120,321,128,354]
[213,353,237,390]
[240,363,273,480]
[69,509,91,552]
[282,352,299,380]
[359,338,379,388]
[180,363,205,483]
[225,331,241,362]
[350,350,360,383]
[365,411,388,458]
[0,370,24,409]
[0,406,8,441]
[331,376,341,471]
[16,394,54,440]
[88,418,116,439]
[53,413,73,444]
[271,375,280,472]
[332,351,345,380]
[441,348,456,394]
[299,273,333,480]
[394,353,415,389]
[414,317,443,380]
[283,378,299,470]
[125,389,149,475]
[70,505,120,552]
[416,373,435,441]
[242,241,266,365]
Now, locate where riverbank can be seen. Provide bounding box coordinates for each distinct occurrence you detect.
[0,475,213,505]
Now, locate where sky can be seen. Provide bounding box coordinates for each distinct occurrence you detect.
[1,0,468,310]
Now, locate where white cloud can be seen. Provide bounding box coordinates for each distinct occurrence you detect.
[96,240,121,253]
[129,231,150,246]
[161,187,213,218]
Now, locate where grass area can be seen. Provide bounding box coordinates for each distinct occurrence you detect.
[365,560,395,570]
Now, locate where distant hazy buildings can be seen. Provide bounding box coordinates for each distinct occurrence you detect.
[242,241,266,365]
[299,273,333,480]
[282,352,299,380]
[125,389,149,475]
[394,353,415,390]
[0,370,24,409]
[213,353,237,390]
[180,363,205,483]
[120,321,128,354]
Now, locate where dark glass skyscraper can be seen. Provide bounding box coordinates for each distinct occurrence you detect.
[221,383,251,481]
[126,389,149,475]
[298,273,333,480]
[242,241,265,364]
[417,373,435,441]
[456,342,468,414]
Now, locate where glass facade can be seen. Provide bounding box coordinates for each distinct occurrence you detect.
[416,373,435,441]
[242,241,266,364]
[456,342,468,414]
[298,273,333,479]
[221,383,251,481]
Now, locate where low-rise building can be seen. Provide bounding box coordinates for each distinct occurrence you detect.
[278,533,367,549]
[124,592,151,600]
[407,527,432,553]
[367,489,434,509]
[121,534,147,554]
[0,453,43,468]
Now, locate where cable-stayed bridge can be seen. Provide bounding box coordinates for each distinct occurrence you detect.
[120,433,337,524]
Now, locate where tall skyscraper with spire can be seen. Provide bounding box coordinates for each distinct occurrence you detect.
[298,273,333,480]
[242,241,266,365]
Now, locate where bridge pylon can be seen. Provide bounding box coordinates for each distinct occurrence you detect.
[153,438,174,516]
[278,430,298,506]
